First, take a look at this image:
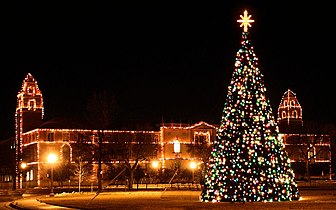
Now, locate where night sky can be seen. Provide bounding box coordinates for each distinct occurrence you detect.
[1,2,335,139]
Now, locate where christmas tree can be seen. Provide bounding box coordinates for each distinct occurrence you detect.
[201,10,300,202]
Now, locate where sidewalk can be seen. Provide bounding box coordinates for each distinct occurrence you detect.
[7,194,78,210]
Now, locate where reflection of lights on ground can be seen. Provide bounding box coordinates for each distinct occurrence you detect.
[300,196,316,201]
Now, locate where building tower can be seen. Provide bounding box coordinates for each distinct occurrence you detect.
[14,73,44,189]
[277,89,303,133]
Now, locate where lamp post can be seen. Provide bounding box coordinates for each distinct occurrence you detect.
[151,161,159,169]
[48,153,57,197]
[20,162,27,189]
[190,161,197,184]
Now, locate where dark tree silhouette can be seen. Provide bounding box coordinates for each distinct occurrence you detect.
[112,132,158,190]
[86,90,118,192]
[187,137,212,183]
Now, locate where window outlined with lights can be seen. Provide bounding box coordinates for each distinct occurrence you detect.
[28,99,36,110]
[27,86,35,95]
[194,131,210,144]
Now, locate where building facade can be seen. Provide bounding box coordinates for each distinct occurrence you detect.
[277,89,332,179]
[1,74,333,189]
[12,73,217,189]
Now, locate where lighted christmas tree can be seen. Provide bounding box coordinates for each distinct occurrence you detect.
[201,10,300,202]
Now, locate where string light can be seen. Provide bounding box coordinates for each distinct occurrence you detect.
[15,73,44,189]
[201,10,300,203]
[277,89,303,125]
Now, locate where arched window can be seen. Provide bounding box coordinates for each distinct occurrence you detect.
[28,99,36,110]
[61,144,71,163]
[292,110,298,118]
[291,100,296,106]
[173,139,181,153]
[282,111,287,118]
[284,101,288,107]
[27,86,34,95]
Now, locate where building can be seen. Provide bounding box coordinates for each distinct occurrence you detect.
[1,74,333,189]
[0,137,15,189]
[277,89,332,179]
[11,73,217,189]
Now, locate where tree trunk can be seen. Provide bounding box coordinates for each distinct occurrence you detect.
[306,160,311,185]
[97,131,103,192]
[128,172,134,190]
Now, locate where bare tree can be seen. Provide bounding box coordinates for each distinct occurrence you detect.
[72,141,95,190]
[86,90,118,192]
[297,121,332,183]
[298,136,325,183]
[73,156,93,192]
[113,132,158,190]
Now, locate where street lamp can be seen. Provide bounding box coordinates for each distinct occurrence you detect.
[20,162,27,189]
[190,161,197,184]
[48,153,57,197]
[151,161,159,169]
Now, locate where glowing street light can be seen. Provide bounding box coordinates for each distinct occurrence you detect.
[190,161,197,184]
[48,153,57,196]
[20,162,27,189]
[151,161,159,169]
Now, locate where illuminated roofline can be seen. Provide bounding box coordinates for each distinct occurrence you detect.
[162,121,218,130]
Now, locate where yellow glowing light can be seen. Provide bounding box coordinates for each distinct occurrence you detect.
[21,162,27,169]
[173,139,181,153]
[47,153,57,163]
[152,161,159,168]
[237,10,254,32]
[190,161,197,169]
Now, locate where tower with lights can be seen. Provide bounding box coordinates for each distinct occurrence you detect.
[14,73,44,189]
[277,89,303,133]
[201,10,300,202]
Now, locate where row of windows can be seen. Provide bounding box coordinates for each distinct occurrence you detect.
[46,133,160,143]
[281,110,299,119]
[27,131,211,144]
[283,100,298,107]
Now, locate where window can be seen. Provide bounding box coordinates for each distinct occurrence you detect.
[62,132,70,142]
[154,134,159,143]
[308,145,316,160]
[61,144,71,163]
[282,111,287,118]
[28,99,35,110]
[292,110,298,118]
[27,169,34,181]
[194,132,210,144]
[27,86,34,95]
[78,133,85,142]
[47,133,54,141]
[173,139,181,153]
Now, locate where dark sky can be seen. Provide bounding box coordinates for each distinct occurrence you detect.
[0,2,335,139]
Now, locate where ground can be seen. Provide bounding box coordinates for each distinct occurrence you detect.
[37,188,336,210]
[3,181,336,210]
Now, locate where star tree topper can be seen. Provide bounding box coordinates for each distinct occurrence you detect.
[237,10,254,32]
